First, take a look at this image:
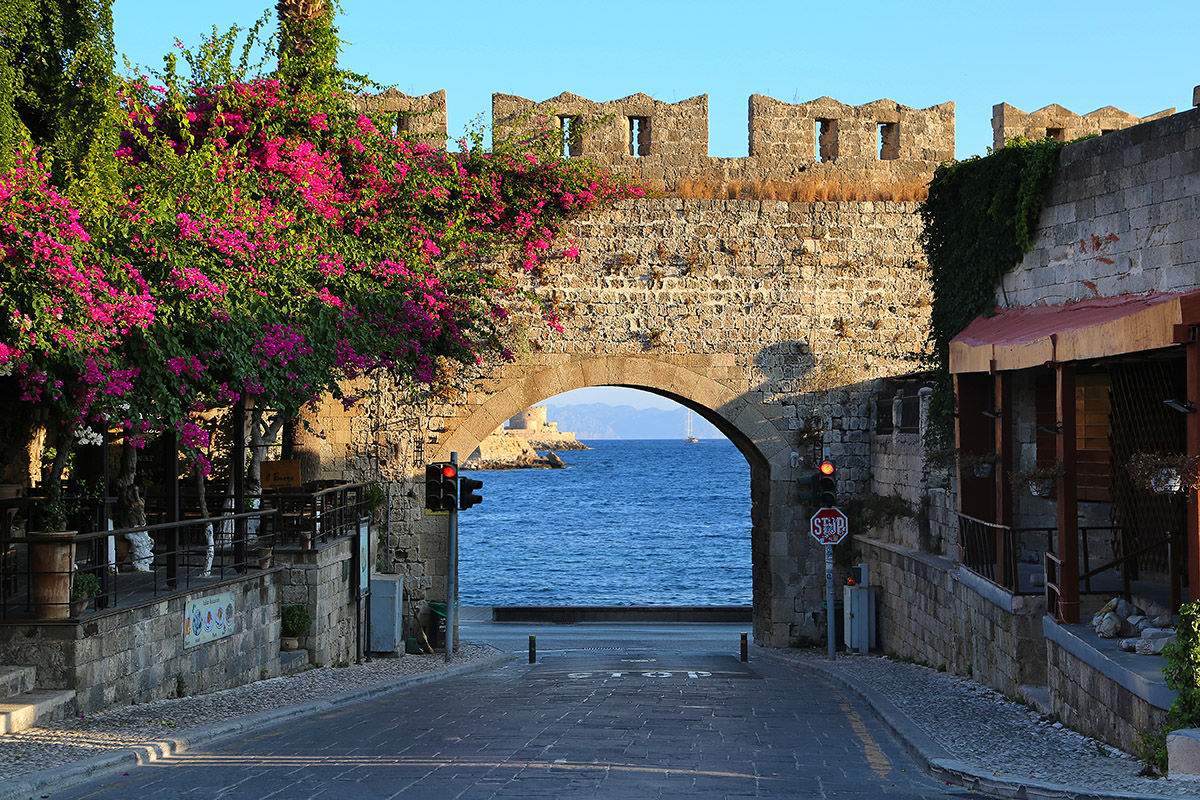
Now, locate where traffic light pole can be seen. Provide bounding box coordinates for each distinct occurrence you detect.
[446,452,458,663]
[825,544,835,661]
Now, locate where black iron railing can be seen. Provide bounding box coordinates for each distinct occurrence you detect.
[0,509,278,621]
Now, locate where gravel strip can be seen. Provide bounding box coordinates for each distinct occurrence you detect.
[0,643,499,781]
[775,649,1199,798]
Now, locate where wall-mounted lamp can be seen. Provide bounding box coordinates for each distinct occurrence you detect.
[981,409,1002,419]
[1038,422,1063,435]
[1164,398,1197,414]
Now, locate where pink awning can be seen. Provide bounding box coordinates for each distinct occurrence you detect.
[949,290,1200,373]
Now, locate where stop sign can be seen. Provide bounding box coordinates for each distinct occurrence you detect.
[810,507,849,545]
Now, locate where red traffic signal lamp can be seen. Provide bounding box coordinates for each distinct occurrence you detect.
[425,463,459,511]
[816,461,837,507]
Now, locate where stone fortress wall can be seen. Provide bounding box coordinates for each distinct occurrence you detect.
[307,86,1173,648]
[991,101,1174,152]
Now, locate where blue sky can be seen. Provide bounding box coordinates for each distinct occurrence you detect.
[111,0,1194,409]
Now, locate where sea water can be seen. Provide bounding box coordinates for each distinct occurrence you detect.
[458,439,752,606]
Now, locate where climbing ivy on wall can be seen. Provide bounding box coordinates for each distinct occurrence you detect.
[918,137,1066,451]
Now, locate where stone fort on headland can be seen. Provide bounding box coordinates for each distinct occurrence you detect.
[317,88,1172,648]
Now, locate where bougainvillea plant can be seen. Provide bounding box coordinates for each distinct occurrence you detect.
[0,3,643,480]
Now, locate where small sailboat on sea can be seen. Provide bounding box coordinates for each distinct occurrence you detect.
[685,410,699,443]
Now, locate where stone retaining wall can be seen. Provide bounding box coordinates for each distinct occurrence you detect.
[1046,627,1170,753]
[276,537,360,666]
[860,536,1046,696]
[0,573,280,713]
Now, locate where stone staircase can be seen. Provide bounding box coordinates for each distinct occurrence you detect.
[0,666,75,734]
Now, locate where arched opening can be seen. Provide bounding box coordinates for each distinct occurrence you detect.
[429,355,792,643]
[457,387,751,609]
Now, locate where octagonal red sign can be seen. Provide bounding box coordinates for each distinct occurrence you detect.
[809,507,849,545]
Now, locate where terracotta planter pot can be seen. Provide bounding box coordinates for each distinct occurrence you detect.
[257,547,274,569]
[30,531,76,620]
[281,635,299,651]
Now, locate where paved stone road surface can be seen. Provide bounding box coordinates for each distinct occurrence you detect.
[52,625,965,799]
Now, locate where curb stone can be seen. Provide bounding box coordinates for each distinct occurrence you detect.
[754,646,1176,800]
[0,649,513,800]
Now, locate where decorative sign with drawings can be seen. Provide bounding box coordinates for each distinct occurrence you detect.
[184,591,237,648]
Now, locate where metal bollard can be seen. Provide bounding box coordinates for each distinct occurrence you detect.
[741,632,749,662]
[529,634,536,664]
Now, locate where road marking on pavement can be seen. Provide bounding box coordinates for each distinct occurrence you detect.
[162,753,786,781]
[839,700,892,780]
[565,671,714,679]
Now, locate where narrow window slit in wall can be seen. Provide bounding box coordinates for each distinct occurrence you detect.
[878,122,899,160]
[559,115,582,158]
[816,118,839,162]
[628,116,650,157]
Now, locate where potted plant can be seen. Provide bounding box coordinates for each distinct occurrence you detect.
[280,604,311,651]
[1126,452,1200,494]
[29,496,76,619]
[1011,462,1065,497]
[960,452,1000,478]
[256,541,274,569]
[70,571,102,616]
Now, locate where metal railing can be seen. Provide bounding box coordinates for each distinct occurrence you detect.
[0,481,370,622]
[1046,531,1183,622]
[958,514,1135,600]
[0,509,277,621]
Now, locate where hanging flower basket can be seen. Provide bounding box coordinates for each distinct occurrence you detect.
[960,453,1000,479]
[1127,452,1200,494]
[1011,463,1064,498]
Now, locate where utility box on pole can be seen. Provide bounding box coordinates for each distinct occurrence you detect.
[843,563,876,654]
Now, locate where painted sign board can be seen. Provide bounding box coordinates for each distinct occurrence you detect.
[261,460,301,489]
[184,591,237,648]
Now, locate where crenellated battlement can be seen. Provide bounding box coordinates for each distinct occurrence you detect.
[492,92,953,189]
[991,102,1174,151]
[349,88,449,149]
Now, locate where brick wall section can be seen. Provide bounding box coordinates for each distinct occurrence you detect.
[998,105,1200,306]
[860,537,1046,696]
[1047,638,1167,753]
[991,102,1175,152]
[0,574,280,713]
[276,538,359,666]
[303,197,935,647]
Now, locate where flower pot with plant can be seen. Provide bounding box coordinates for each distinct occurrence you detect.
[30,496,76,619]
[1011,462,1065,497]
[71,571,101,616]
[960,453,1000,479]
[280,604,311,651]
[1126,452,1200,494]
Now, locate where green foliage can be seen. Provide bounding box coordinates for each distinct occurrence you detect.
[71,570,101,600]
[281,603,311,637]
[0,0,120,201]
[918,137,1065,453]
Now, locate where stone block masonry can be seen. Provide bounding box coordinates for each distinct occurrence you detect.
[992,102,1175,153]
[276,537,361,667]
[859,536,1047,697]
[0,573,281,713]
[303,196,936,648]
[492,92,953,190]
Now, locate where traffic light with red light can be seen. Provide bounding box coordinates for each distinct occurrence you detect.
[816,461,837,507]
[424,463,459,512]
[459,476,483,510]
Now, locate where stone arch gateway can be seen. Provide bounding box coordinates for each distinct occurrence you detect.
[434,356,786,640]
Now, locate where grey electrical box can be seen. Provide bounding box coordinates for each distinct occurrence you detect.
[843,563,876,654]
[369,574,404,654]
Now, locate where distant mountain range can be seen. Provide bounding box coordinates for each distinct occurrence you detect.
[542,403,724,440]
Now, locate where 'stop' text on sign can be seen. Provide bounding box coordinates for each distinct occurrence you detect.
[809,507,849,545]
